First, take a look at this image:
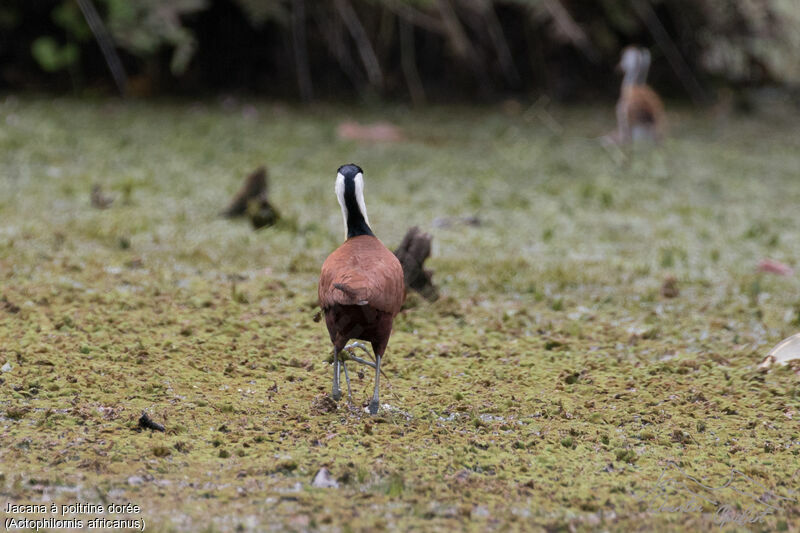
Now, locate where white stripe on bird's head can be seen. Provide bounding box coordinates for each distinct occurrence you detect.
[353,172,370,227]
[335,170,370,240]
[335,171,347,239]
[620,46,644,85]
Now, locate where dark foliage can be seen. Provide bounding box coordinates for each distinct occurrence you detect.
[0,0,797,100]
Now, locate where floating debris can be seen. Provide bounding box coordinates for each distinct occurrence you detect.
[378,404,412,420]
[660,275,679,298]
[337,121,403,143]
[90,184,114,209]
[394,226,439,302]
[247,197,279,230]
[757,259,793,276]
[138,411,165,432]
[436,412,464,423]
[0,295,20,314]
[311,467,339,488]
[310,394,338,415]
[126,475,154,486]
[222,167,267,217]
[221,166,280,229]
[759,333,800,370]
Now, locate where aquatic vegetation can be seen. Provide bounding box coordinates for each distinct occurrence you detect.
[1,98,799,531]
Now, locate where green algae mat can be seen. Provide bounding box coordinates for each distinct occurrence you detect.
[1,98,799,532]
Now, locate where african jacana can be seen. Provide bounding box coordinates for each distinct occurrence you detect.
[615,46,665,143]
[318,164,405,414]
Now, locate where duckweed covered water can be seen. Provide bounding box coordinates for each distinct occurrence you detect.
[1,98,799,531]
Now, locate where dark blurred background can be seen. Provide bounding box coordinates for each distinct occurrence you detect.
[1,0,798,103]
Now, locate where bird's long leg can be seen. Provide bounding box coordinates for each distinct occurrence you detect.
[342,360,353,400]
[343,342,376,368]
[344,354,375,368]
[616,103,630,144]
[332,349,342,401]
[368,354,381,415]
[344,343,391,382]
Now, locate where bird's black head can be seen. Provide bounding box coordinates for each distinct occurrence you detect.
[337,164,363,179]
[335,163,373,240]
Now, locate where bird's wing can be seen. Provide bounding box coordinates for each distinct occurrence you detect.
[362,247,405,314]
[625,85,665,123]
[319,237,405,314]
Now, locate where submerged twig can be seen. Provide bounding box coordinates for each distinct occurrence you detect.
[221,166,280,229]
[138,412,165,432]
[394,226,439,301]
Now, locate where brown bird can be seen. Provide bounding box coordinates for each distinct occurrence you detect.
[318,164,405,414]
[614,46,665,144]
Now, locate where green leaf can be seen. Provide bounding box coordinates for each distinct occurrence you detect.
[31,37,79,72]
[61,42,80,67]
[102,0,136,23]
[52,1,91,41]
[31,37,63,72]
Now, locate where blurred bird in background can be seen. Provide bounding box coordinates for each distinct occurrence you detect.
[611,46,666,144]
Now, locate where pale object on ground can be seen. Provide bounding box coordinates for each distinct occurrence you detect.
[91,184,114,209]
[337,121,404,142]
[1,362,11,372]
[757,259,794,276]
[759,334,800,370]
[312,467,339,488]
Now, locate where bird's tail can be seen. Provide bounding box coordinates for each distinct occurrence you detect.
[333,283,369,306]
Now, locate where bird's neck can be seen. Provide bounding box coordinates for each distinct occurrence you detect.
[622,68,639,87]
[345,209,374,239]
[342,181,374,239]
[623,61,649,87]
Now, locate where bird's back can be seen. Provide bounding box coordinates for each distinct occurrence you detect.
[621,85,665,129]
[319,235,405,316]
